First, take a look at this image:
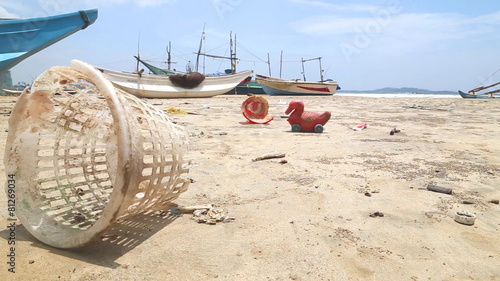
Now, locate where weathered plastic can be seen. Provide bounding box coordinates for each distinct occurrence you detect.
[285,100,331,132]
[4,60,191,248]
[241,95,273,124]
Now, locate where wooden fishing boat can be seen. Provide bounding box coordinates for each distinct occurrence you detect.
[256,74,339,96]
[97,66,253,98]
[459,82,500,99]
[0,9,98,73]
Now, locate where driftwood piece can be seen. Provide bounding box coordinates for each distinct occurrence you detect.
[252,152,286,162]
[426,184,453,195]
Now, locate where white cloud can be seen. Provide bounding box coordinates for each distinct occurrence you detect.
[289,0,387,13]
[292,11,500,42]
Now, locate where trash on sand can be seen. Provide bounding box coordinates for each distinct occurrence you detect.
[369,211,384,218]
[165,107,187,114]
[277,99,287,105]
[389,128,401,135]
[454,211,476,225]
[426,184,453,195]
[252,152,286,162]
[172,204,235,224]
[352,124,368,131]
[241,95,274,124]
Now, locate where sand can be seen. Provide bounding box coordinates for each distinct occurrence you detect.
[0,94,499,281]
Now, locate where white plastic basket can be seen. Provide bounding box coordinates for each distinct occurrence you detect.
[4,60,190,248]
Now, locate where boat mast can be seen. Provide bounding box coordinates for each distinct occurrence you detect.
[195,23,206,72]
[267,53,272,76]
[194,31,239,73]
[166,41,172,70]
[301,57,306,81]
[301,57,324,81]
[229,32,237,73]
[279,50,283,79]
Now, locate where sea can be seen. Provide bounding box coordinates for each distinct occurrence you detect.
[335,92,461,98]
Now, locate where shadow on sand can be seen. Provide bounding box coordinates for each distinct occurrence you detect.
[0,209,180,269]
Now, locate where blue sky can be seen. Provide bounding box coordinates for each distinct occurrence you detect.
[1,0,499,91]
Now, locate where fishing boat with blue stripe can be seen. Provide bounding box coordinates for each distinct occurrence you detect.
[0,9,98,73]
[255,57,339,96]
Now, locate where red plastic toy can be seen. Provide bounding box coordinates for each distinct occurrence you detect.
[241,95,274,124]
[285,100,331,133]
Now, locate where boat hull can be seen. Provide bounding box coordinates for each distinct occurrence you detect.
[0,9,98,73]
[225,81,266,95]
[98,67,253,98]
[458,90,498,99]
[256,75,338,96]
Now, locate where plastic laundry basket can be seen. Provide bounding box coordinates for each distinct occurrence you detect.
[4,60,191,248]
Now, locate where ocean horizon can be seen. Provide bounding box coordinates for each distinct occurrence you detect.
[335,92,461,98]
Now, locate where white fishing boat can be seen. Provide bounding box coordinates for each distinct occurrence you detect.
[256,74,339,96]
[255,56,339,96]
[96,66,253,98]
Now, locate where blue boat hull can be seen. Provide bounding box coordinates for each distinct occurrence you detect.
[0,9,98,73]
[458,90,498,99]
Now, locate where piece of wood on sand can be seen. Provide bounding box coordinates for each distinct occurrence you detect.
[252,152,286,162]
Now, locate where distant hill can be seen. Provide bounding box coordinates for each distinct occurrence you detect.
[338,87,456,95]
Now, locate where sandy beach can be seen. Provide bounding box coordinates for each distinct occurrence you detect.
[0,94,499,280]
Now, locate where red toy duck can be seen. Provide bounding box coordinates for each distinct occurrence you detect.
[285,100,331,133]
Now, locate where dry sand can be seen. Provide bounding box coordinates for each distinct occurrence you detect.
[0,94,499,280]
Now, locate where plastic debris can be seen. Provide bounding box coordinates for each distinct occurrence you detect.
[352,124,368,131]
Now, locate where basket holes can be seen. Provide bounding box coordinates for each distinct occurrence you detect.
[37,149,54,157]
[44,189,62,198]
[64,109,73,117]
[58,119,67,126]
[69,148,81,156]
[143,155,154,165]
[141,129,153,138]
[49,198,67,208]
[143,142,153,151]
[37,170,55,180]
[95,164,107,172]
[68,167,82,175]
[135,192,145,199]
[101,180,112,187]
[94,156,106,163]
[74,114,88,123]
[69,122,83,132]
[163,165,172,173]
[38,159,53,168]
[40,180,58,190]
[59,79,68,85]
[38,138,56,147]
[142,167,153,177]
[152,177,160,185]
[95,173,109,180]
